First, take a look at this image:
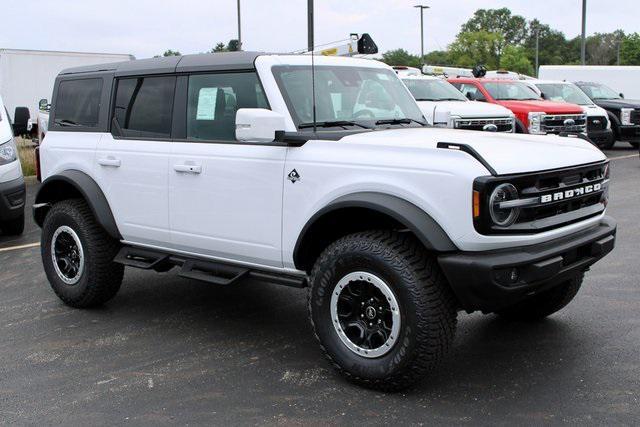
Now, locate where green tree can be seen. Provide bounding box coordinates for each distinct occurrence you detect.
[211,40,242,53]
[524,20,573,69]
[620,32,640,65]
[380,49,421,67]
[422,50,451,66]
[459,8,528,67]
[154,49,181,58]
[585,30,625,65]
[212,42,227,53]
[448,31,502,69]
[500,45,534,75]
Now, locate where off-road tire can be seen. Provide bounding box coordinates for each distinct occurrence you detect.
[41,199,124,308]
[496,273,584,321]
[308,230,458,392]
[629,142,639,148]
[1,213,24,235]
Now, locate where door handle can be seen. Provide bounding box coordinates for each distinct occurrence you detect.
[173,164,202,174]
[98,157,121,167]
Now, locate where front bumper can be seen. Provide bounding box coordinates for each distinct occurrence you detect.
[0,176,26,221]
[588,128,614,147]
[438,216,616,313]
[618,125,640,142]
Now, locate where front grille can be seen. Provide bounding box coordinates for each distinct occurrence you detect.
[474,162,609,235]
[455,117,514,132]
[631,109,640,125]
[587,116,607,131]
[541,114,587,133]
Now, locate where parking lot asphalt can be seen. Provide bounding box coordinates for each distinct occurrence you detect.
[0,144,638,425]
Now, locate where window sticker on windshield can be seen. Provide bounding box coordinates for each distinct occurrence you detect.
[377,73,390,81]
[196,88,218,120]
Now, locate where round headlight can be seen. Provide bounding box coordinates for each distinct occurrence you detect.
[489,183,520,227]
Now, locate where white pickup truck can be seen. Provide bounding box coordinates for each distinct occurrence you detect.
[394,66,515,132]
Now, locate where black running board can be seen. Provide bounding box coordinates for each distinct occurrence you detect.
[113,245,307,288]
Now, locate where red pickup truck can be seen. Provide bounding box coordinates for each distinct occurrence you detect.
[448,78,587,135]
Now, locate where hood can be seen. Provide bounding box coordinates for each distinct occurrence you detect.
[496,100,584,114]
[593,98,640,109]
[416,100,513,121]
[338,127,605,175]
[582,104,609,117]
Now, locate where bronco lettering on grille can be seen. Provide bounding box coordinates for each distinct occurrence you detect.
[540,183,602,203]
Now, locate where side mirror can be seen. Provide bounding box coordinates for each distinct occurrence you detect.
[235,108,286,143]
[540,92,546,100]
[12,107,30,136]
[619,93,625,99]
[39,99,49,111]
[465,92,475,101]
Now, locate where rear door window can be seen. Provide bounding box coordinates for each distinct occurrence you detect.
[112,76,176,138]
[54,78,102,127]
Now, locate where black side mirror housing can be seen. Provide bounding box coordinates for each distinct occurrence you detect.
[12,107,30,136]
[619,93,625,99]
[540,92,546,100]
[466,92,475,101]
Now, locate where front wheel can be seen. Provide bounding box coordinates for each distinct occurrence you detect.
[41,199,124,308]
[308,231,458,391]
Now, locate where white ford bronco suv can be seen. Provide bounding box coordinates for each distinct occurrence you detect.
[35,53,616,391]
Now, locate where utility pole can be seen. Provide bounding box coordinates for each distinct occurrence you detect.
[237,0,242,50]
[414,5,430,64]
[307,0,314,52]
[581,0,587,65]
[535,28,540,77]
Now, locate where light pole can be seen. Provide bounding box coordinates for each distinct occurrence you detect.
[535,28,540,77]
[414,5,430,64]
[237,0,242,50]
[581,0,587,65]
[308,0,314,52]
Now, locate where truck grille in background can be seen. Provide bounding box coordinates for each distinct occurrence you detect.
[587,116,607,131]
[631,109,640,125]
[541,114,587,133]
[454,118,514,132]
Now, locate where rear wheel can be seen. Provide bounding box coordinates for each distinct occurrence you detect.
[41,199,124,308]
[308,230,458,391]
[1,213,24,235]
[496,274,583,321]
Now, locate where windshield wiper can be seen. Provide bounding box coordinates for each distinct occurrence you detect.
[54,119,81,127]
[375,118,426,126]
[298,120,372,130]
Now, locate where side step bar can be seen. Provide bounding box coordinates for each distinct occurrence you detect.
[113,246,307,288]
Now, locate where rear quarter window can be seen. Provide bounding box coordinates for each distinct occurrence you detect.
[54,78,103,128]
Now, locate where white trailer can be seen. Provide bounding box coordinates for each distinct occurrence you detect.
[538,65,640,99]
[0,49,134,127]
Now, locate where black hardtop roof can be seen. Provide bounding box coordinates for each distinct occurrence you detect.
[59,51,266,76]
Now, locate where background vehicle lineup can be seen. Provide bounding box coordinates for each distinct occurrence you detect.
[0,95,25,235]
[33,52,616,391]
[448,77,587,135]
[394,66,515,132]
[539,65,640,100]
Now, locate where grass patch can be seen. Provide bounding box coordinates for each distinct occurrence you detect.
[16,137,36,177]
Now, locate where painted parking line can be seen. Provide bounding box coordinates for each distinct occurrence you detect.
[609,153,639,161]
[0,242,40,253]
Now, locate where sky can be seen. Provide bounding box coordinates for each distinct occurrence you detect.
[2,0,638,59]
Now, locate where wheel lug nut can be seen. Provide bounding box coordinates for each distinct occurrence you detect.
[369,323,372,326]
[378,319,381,324]
[361,314,364,318]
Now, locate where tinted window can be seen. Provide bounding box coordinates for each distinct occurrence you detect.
[455,83,486,101]
[113,76,176,138]
[55,78,102,127]
[402,78,467,101]
[186,72,268,141]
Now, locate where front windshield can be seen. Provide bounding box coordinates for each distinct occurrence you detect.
[536,83,592,105]
[483,81,541,101]
[272,65,425,129]
[402,78,467,102]
[577,83,622,100]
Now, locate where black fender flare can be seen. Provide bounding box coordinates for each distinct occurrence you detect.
[293,192,457,268]
[34,170,121,239]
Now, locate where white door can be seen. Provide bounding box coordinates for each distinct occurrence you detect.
[93,75,176,247]
[168,72,286,267]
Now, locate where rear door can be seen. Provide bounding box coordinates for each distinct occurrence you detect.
[168,71,286,267]
[93,75,175,247]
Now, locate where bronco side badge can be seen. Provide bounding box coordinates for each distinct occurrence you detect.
[287,169,301,183]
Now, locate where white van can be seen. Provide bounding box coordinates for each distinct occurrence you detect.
[394,67,515,132]
[0,95,25,235]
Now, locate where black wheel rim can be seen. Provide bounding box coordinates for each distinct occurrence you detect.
[51,226,84,285]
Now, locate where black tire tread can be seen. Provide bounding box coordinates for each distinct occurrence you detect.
[42,199,123,308]
[308,230,458,392]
